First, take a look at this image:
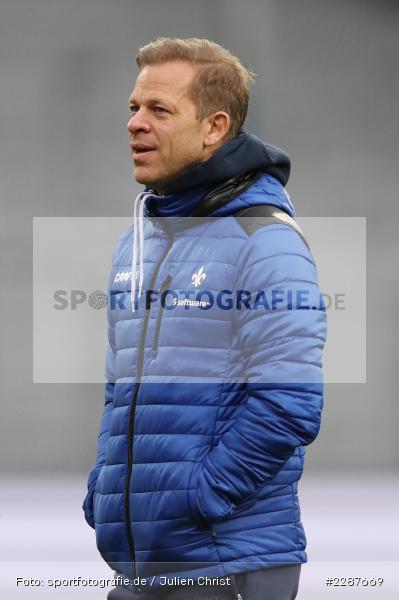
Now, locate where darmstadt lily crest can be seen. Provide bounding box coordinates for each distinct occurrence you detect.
[192,266,206,288]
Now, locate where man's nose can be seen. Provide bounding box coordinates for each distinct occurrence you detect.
[127,109,151,134]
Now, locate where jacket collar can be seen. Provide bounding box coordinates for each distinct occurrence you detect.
[144,129,290,219]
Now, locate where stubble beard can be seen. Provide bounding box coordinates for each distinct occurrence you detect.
[133,151,202,195]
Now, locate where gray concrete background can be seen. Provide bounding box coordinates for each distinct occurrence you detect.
[1,0,398,471]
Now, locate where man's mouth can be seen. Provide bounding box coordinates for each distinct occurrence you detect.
[131,143,156,157]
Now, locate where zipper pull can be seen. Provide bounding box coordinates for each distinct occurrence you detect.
[158,274,173,308]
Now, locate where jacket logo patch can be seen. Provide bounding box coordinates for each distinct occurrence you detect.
[113,271,138,283]
[192,266,206,288]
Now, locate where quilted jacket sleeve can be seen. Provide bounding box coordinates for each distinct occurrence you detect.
[82,326,116,529]
[194,225,327,524]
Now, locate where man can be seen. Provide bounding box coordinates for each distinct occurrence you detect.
[83,38,326,600]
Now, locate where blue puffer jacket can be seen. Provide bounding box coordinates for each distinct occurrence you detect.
[83,131,326,589]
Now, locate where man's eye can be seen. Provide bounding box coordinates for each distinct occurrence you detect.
[154,106,168,113]
[129,106,139,113]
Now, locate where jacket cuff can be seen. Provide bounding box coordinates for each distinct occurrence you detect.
[187,463,234,527]
[197,475,234,523]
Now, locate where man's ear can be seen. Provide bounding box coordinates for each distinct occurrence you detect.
[203,112,231,147]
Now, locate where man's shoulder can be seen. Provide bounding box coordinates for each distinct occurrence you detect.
[239,172,295,215]
[235,204,309,250]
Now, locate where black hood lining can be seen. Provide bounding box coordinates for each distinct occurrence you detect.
[191,170,263,217]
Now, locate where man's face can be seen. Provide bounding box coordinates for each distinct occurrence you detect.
[127,61,209,193]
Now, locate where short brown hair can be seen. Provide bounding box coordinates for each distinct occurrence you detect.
[136,37,256,140]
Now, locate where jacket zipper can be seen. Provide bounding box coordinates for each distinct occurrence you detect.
[231,574,243,600]
[124,221,173,590]
[152,274,173,357]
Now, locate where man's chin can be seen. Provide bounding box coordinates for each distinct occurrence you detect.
[133,163,191,193]
[133,168,156,188]
[133,168,168,194]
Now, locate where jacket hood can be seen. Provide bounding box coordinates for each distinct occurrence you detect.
[145,129,291,218]
[158,128,290,194]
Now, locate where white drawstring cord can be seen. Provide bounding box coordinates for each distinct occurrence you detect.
[131,192,150,312]
[137,193,146,300]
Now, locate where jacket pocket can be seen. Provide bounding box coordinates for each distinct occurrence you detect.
[228,479,272,518]
[82,480,97,529]
[152,274,173,358]
[228,491,261,518]
[186,461,233,535]
[186,462,210,530]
